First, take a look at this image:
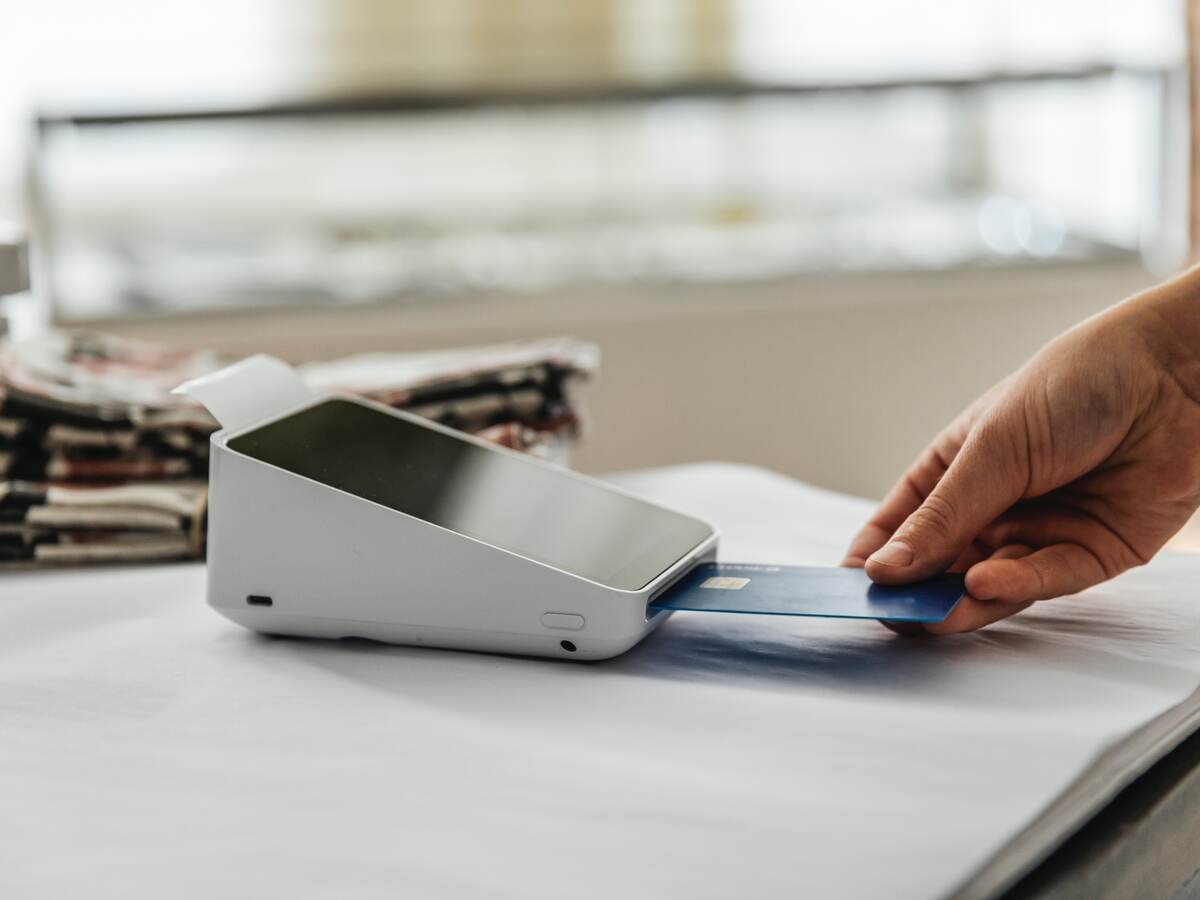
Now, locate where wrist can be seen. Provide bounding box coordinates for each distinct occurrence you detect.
[1124,267,1200,402]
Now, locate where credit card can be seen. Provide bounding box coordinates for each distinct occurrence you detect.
[651,563,965,623]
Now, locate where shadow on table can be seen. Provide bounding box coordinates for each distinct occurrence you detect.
[603,614,981,695]
[257,600,1184,708]
[260,613,1049,705]
[603,608,1190,703]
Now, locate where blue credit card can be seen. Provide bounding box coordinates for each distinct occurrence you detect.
[651,563,965,623]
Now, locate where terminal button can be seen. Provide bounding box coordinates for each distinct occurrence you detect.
[541,612,585,631]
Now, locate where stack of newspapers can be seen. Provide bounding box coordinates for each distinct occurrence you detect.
[0,332,597,567]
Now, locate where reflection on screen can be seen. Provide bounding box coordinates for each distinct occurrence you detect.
[228,399,713,590]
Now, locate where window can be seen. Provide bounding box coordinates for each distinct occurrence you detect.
[12,0,1187,319]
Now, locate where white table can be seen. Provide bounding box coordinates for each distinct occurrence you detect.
[4,463,1200,900]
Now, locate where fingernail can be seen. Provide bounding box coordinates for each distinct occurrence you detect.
[869,541,914,568]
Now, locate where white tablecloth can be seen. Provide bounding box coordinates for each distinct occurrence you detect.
[4,463,1200,900]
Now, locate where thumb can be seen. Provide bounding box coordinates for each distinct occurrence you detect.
[865,417,1028,584]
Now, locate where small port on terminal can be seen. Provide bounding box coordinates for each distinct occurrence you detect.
[246,595,274,607]
[560,640,577,652]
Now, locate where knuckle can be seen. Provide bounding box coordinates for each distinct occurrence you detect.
[906,493,958,542]
[905,447,950,497]
[919,443,953,478]
[1106,542,1147,576]
[970,410,1026,473]
[1034,547,1072,595]
[1141,453,1200,505]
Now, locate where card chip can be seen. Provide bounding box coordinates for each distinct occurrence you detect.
[700,576,751,590]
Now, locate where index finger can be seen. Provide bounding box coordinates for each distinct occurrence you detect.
[841,443,955,567]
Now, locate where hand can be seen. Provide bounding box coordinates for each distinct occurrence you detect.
[842,271,1200,634]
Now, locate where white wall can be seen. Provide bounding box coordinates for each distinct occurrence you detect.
[93,259,1156,498]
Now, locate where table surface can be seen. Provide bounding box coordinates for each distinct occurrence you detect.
[5,463,1200,900]
[999,511,1200,900]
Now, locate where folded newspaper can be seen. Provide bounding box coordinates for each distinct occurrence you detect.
[0,332,598,567]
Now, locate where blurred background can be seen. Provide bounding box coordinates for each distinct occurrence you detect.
[0,0,1191,497]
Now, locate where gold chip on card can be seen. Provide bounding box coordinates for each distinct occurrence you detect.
[699,576,751,590]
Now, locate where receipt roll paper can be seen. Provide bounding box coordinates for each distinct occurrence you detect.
[177,357,963,661]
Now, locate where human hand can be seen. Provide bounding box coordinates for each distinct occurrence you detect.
[842,273,1200,634]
